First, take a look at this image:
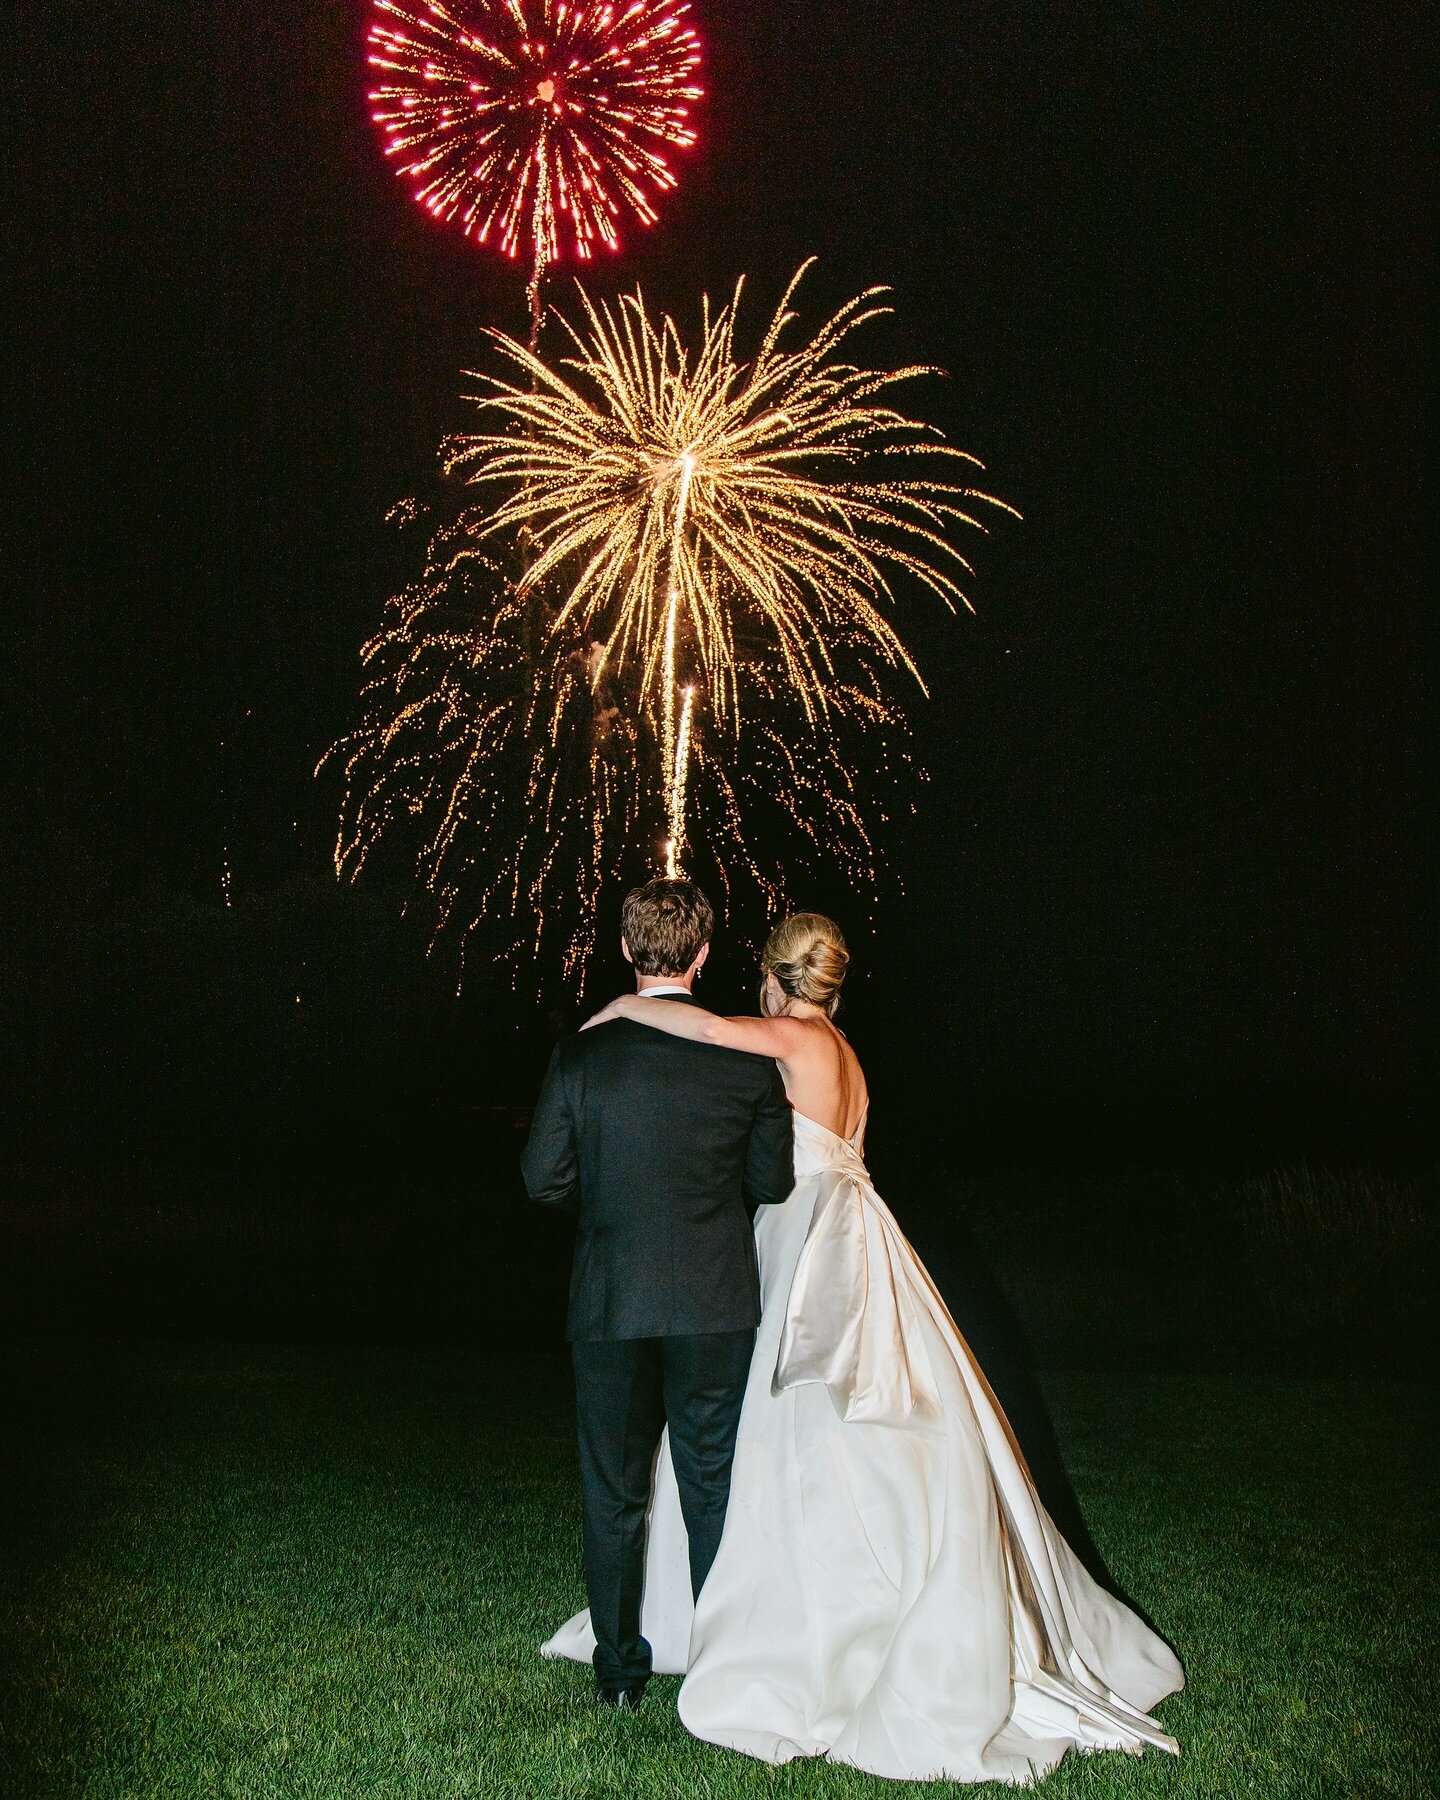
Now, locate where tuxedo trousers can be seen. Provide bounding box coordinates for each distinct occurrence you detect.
[571,1330,754,1686]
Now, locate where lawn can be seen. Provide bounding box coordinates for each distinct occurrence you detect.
[0,1346,1433,1798]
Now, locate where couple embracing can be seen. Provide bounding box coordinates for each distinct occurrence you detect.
[521,878,1183,1784]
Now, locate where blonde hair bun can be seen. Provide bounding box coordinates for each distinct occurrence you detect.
[761,912,849,1014]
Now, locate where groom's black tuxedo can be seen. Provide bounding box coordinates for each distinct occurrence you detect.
[521,994,795,1338]
[521,991,794,1690]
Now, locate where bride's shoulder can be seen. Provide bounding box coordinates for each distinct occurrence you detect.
[769,1014,827,1049]
[777,1013,853,1065]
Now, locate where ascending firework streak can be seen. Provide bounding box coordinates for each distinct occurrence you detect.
[327,263,1016,980]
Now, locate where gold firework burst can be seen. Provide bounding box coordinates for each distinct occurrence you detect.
[327,263,1016,983]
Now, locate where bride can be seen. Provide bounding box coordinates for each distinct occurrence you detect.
[543,913,1184,1784]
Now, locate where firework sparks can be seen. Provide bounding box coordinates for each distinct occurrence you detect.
[367,0,702,332]
[328,264,1016,984]
[451,262,1018,848]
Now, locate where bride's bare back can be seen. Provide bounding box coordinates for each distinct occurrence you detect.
[760,1012,868,1141]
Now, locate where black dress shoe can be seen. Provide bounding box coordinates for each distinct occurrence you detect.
[595,1679,647,1711]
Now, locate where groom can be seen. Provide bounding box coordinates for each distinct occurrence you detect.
[521,877,794,1709]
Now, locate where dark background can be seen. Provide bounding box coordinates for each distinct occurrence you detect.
[7,0,1434,1273]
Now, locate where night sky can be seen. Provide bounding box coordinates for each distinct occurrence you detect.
[9,0,1433,1172]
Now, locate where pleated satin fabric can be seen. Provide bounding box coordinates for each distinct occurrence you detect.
[543,1113,1183,1783]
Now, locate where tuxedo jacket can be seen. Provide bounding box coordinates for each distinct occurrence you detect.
[520,994,795,1341]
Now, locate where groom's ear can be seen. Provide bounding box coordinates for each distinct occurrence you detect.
[693,942,711,975]
[620,935,634,967]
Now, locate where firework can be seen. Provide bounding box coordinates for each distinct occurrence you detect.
[328,264,1016,982]
[451,262,1018,860]
[326,518,644,978]
[367,0,702,332]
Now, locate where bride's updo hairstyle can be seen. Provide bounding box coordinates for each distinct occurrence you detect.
[760,913,849,1017]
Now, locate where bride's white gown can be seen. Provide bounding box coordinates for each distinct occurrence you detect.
[543,1112,1183,1783]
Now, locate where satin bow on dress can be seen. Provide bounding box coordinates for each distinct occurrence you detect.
[545,1111,1184,1784]
[772,1129,943,1427]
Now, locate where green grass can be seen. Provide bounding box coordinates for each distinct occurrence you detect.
[0,1347,1433,1798]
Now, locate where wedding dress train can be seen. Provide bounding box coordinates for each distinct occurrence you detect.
[543,1112,1183,1783]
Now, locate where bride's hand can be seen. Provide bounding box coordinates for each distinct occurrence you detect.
[581,995,632,1031]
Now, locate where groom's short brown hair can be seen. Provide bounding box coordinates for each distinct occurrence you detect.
[621,877,715,976]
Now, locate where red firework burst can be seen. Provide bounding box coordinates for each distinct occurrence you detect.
[367,0,703,281]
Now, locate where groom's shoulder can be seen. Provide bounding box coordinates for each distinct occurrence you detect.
[561,1020,774,1080]
[561,1018,683,1056]
[556,1019,640,1061]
